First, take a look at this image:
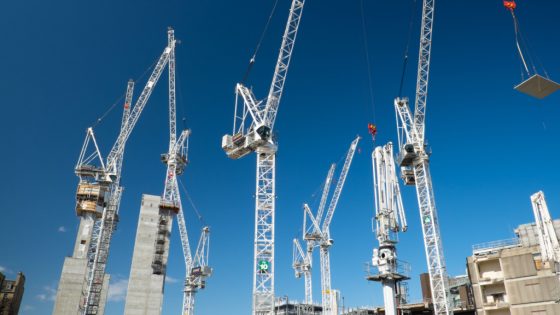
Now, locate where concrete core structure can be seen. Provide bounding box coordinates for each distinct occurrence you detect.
[53,215,110,315]
[124,194,173,315]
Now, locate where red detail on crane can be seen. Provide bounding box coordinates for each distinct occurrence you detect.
[124,103,130,109]
[368,123,377,135]
[503,1,516,10]
[368,123,377,141]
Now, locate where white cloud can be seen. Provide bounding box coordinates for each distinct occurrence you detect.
[0,265,13,275]
[57,226,66,233]
[165,275,180,284]
[36,285,56,302]
[22,305,35,311]
[108,278,128,302]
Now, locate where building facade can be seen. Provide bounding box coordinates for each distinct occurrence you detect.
[468,222,560,315]
[0,272,25,315]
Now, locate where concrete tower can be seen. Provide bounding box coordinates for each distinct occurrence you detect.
[124,194,173,315]
[53,214,110,315]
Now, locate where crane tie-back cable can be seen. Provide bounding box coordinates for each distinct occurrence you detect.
[91,56,159,127]
[178,177,207,226]
[242,0,280,83]
[398,0,418,98]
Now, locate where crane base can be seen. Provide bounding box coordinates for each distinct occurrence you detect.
[514,74,560,99]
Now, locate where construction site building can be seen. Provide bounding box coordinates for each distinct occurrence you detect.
[124,194,172,315]
[0,272,25,315]
[418,273,475,312]
[468,221,560,315]
[274,299,322,315]
[53,217,110,315]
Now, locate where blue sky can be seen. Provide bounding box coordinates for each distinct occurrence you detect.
[1,0,560,314]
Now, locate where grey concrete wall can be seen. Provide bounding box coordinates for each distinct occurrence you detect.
[471,285,483,309]
[53,257,85,315]
[501,254,537,279]
[52,258,110,315]
[72,215,95,259]
[124,194,173,315]
[467,257,479,284]
[53,215,110,315]
[511,303,560,315]
[506,276,560,305]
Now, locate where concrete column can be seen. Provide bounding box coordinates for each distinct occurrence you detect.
[53,215,110,315]
[124,194,173,315]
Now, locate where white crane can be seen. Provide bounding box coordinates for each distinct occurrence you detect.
[157,29,212,315]
[392,0,452,314]
[75,29,176,315]
[293,164,336,306]
[158,129,212,315]
[369,142,408,315]
[302,137,360,315]
[221,1,305,313]
[292,238,313,304]
[530,191,560,264]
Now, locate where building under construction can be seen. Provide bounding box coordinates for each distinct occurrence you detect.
[124,194,172,315]
[468,221,560,315]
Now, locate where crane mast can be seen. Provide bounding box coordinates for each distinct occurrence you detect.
[157,29,211,315]
[319,137,359,315]
[77,30,176,315]
[369,142,408,315]
[221,1,305,314]
[293,164,336,305]
[392,0,452,314]
[292,238,312,304]
[530,191,560,264]
[299,138,359,315]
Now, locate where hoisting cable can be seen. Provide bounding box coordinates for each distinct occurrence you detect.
[511,9,531,77]
[241,0,280,83]
[359,0,376,123]
[398,0,418,98]
[91,56,159,127]
[178,177,207,226]
[505,1,544,79]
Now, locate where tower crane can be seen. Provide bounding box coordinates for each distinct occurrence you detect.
[530,191,560,264]
[158,129,212,315]
[293,164,336,305]
[392,0,452,314]
[292,238,312,304]
[221,1,305,313]
[302,137,360,315]
[369,142,408,315]
[157,29,212,315]
[74,29,176,315]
